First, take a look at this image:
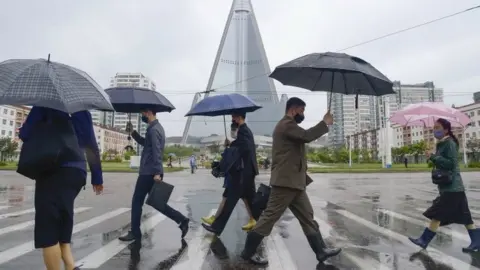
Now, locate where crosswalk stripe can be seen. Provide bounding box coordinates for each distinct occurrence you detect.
[0,207,91,237]
[313,212,390,269]
[416,207,480,216]
[267,231,297,270]
[345,253,392,270]
[336,209,478,270]
[78,212,166,269]
[170,209,217,270]
[0,208,35,220]
[378,209,470,242]
[0,207,130,265]
[0,206,10,212]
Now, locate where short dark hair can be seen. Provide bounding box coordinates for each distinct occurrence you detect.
[232,111,246,119]
[286,97,306,112]
[140,108,156,115]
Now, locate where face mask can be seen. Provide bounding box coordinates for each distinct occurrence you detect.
[230,130,238,139]
[294,114,305,124]
[231,121,239,129]
[141,115,149,124]
[433,130,444,139]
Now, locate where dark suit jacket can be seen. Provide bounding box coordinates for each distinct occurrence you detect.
[230,123,259,177]
[270,115,328,190]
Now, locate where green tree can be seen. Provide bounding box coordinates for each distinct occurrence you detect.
[467,138,480,162]
[0,138,18,162]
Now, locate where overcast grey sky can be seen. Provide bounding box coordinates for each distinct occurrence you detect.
[1,0,479,136]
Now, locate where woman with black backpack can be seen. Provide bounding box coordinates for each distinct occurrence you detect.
[408,118,480,252]
[18,106,104,270]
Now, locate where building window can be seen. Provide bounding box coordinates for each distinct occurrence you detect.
[10,110,14,115]
[2,119,5,125]
[1,130,4,135]
[3,109,7,114]
[9,121,13,126]
[8,131,12,136]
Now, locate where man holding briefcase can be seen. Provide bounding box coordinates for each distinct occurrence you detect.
[119,108,189,242]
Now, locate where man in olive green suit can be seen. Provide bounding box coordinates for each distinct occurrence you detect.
[240,97,341,266]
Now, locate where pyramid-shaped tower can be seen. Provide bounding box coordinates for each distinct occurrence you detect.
[181,0,284,144]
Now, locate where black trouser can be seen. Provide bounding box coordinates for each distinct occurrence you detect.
[34,167,86,248]
[131,174,186,238]
[211,174,256,234]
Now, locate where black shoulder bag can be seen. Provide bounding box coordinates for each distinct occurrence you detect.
[17,112,85,180]
[431,165,453,185]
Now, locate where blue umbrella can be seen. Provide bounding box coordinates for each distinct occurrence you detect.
[105,86,175,113]
[185,93,262,138]
[185,93,262,117]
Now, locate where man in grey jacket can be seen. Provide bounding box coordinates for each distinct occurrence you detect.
[119,108,189,241]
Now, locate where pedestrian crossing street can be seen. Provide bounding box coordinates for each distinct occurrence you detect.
[0,194,479,270]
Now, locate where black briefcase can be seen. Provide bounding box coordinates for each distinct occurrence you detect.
[146,181,174,212]
[252,184,271,220]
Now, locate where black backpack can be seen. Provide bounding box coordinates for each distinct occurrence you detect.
[17,112,85,180]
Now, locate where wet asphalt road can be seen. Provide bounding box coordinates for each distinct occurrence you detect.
[2,170,480,269]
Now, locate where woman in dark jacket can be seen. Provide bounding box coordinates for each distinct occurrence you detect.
[19,106,104,270]
[408,118,479,252]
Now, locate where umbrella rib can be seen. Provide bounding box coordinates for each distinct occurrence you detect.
[311,69,325,91]
[362,73,378,96]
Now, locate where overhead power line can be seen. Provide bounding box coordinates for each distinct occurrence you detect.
[197,4,480,93]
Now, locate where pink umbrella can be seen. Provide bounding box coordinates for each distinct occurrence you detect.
[389,102,471,128]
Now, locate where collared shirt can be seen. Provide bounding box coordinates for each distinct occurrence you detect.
[132,119,164,175]
[19,106,103,185]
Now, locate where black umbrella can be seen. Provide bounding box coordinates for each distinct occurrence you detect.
[269,52,395,108]
[105,86,175,113]
[0,55,113,113]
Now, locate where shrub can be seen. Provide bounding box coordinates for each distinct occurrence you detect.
[468,162,480,168]
[0,161,7,166]
[427,160,434,168]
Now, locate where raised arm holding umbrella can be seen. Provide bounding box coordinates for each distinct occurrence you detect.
[0,55,112,270]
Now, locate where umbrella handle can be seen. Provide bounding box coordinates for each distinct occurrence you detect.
[223,115,227,138]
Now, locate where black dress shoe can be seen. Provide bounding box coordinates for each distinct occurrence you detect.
[202,223,220,235]
[179,218,190,238]
[119,231,140,242]
[240,231,268,266]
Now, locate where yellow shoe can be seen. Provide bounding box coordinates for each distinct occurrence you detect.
[201,215,215,225]
[242,218,256,231]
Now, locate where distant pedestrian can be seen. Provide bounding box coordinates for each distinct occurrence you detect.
[119,108,189,242]
[19,107,103,270]
[189,154,197,174]
[404,156,408,168]
[408,118,480,252]
[240,97,341,266]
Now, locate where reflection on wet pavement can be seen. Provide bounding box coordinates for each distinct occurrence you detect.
[3,171,480,269]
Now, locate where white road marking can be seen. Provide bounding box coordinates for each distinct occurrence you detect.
[0,208,130,265]
[170,209,217,270]
[0,207,91,237]
[336,209,478,270]
[78,212,166,268]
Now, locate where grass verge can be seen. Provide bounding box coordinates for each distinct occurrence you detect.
[0,162,185,173]
[308,163,480,173]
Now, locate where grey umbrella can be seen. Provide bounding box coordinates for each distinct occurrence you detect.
[0,55,114,113]
[270,52,395,108]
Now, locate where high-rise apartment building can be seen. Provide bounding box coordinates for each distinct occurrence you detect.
[328,81,444,147]
[91,73,157,153]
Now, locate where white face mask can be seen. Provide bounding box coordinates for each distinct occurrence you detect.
[230,130,238,139]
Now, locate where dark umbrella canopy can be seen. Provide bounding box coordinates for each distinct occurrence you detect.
[0,57,114,113]
[270,52,395,96]
[185,93,262,117]
[105,86,175,113]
